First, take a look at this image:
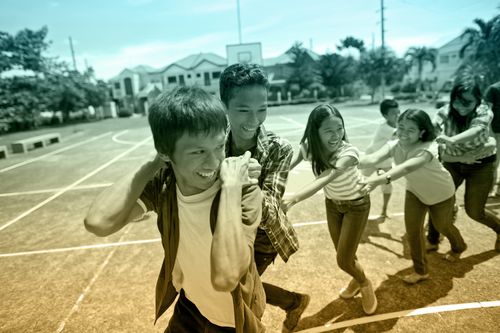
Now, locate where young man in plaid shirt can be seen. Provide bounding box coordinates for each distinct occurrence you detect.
[220,63,309,333]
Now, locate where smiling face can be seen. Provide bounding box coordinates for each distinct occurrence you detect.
[225,85,268,148]
[452,90,478,116]
[318,115,345,153]
[165,130,226,196]
[396,119,422,147]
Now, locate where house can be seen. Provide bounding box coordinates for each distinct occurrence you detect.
[159,52,226,94]
[404,35,469,91]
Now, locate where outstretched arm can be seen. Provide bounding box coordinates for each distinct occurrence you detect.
[283,155,356,212]
[359,144,392,169]
[360,151,431,190]
[84,155,164,236]
[211,152,261,292]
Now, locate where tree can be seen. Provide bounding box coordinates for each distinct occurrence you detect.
[285,42,320,97]
[358,47,407,102]
[0,26,50,72]
[404,46,437,94]
[459,14,500,85]
[337,36,366,53]
[318,53,358,96]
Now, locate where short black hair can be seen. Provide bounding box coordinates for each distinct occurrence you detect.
[148,86,227,156]
[219,63,269,106]
[380,99,399,116]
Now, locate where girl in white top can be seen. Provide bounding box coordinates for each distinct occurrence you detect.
[359,109,467,284]
[283,104,377,315]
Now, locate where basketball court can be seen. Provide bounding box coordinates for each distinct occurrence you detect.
[0,102,498,332]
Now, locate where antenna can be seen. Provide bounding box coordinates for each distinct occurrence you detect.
[68,36,77,71]
[236,0,242,43]
[380,0,386,100]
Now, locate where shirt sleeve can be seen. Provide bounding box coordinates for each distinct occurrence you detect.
[432,105,448,133]
[139,166,170,212]
[259,140,293,229]
[470,104,493,129]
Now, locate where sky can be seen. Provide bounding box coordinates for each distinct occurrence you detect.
[0,0,498,80]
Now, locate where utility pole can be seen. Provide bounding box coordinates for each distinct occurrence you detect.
[236,0,242,43]
[68,36,77,71]
[380,0,386,100]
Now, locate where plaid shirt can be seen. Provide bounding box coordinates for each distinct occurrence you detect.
[227,125,299,262]
[434,103,493,157]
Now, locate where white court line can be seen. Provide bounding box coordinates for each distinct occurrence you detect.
[0,183,112,197]
[0,136,152,232]
[55,227,131,333]
[0,238,161,258]
[294,301,500,333]
[279,116,305,128]
[111,130,139,145]
[0,215,406,258]
[0,132,112,173]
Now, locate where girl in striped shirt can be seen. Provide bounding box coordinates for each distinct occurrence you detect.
[283,104,377,315]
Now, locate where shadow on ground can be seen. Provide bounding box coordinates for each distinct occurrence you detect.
[294,250,499,332]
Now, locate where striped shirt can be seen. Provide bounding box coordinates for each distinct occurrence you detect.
[227,125,299,262]
[301,141,366,201]
[434,103,493,157]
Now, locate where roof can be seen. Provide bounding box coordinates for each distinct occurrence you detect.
[263,48,320,67]
[162,52,227,72]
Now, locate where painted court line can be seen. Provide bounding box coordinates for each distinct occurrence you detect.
[0,183,113,197]
[111,130,139,145]
[294,301,500,333]
[0,238,161,258]
[0,132,112,173]
[0,215,406,258]
[55,227,131,333]
[0,136,152,232]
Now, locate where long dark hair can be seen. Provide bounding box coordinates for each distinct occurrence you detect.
[300,104,347,175]
[448,76,482,132]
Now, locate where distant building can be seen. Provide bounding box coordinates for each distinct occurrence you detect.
[404,35,469,91]
[107,47,320,109]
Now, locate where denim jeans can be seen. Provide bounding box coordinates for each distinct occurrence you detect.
[254,230,301,311]
[428,160,500,244]
[324,195,370,283]
[406,191,466,274]
[165,290,235,333]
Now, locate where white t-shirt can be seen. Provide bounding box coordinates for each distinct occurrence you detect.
[388,140,455,205]
[365,121,396,168]
[172,179,235,327]
[301,141,366,200]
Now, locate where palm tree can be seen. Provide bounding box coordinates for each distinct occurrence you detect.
[459,14,500,85]
[404,46,437,95]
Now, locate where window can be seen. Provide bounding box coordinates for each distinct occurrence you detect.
[196,73,201,78]
[440,55,449,64]
[167,76,177,84]
[212,71,221,79]
[179,75,185,86]
[204,72,210,86]
[187,74,191,79]
[114,82,120,89]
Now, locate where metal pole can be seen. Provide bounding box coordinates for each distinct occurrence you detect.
[69,36,77,71]
[380,0,386,100]
[236,0,242,43]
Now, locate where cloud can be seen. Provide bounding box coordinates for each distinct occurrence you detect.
[77,32,231,80]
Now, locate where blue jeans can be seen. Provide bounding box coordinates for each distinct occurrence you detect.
[165,290,235,333]
[428,160,500,245]
[324,195,370,283]
[406,191,466,274]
